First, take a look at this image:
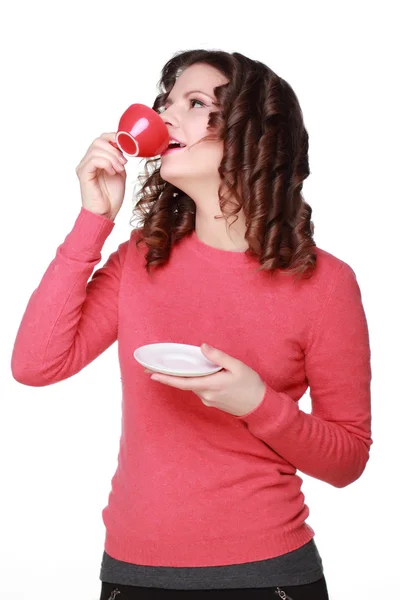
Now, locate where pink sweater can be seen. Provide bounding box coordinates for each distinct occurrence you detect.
[11,207,372,567]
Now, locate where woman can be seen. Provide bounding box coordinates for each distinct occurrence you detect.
[11,49,372,599]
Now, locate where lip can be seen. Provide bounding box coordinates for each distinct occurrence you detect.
[170,136,185,145]
[161,136,187,157]
[161,146,186,157]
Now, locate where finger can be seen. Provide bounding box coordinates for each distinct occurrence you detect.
[94,138,127,163]
[200,344,241,372]
[150,373,199,390]
[99,132,118,142]
[150,370,226,390]
[80,150,126,175]
[109,141,120,151]
[76,155,117,178]
[98,132,126,156]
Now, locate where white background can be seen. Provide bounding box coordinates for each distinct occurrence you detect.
[1,1,399,598]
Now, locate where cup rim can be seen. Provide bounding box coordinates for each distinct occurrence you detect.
[116,131,139,157]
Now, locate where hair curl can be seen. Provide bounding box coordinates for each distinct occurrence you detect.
[132,49,316,279]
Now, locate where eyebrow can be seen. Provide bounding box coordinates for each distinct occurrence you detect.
[164,90,215,106]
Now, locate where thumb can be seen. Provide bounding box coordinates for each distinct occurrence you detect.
[201,343,236,370]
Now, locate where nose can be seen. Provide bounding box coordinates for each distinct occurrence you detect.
[159,105,179,128]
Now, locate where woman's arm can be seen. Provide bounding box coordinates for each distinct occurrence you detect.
[11,208,128,386]
[238,263,372,488]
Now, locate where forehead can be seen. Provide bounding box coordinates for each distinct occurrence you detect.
[169,63,228,96]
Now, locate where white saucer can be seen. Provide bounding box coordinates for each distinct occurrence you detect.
[133,343,223,377]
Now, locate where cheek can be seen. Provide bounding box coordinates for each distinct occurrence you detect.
[189,115,212,140]
[197,141,224,168]
[188,141,224,174]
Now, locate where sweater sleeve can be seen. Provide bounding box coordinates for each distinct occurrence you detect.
[237,263,372,488]
[11,207,127,387]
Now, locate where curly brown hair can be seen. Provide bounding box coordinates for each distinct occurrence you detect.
[132,49,316,279]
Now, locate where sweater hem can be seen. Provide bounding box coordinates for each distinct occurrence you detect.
[104,524,315,568]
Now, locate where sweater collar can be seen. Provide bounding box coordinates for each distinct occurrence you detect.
[181,229,259,269]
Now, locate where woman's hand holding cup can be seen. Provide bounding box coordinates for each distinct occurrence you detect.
[76,132,128,221]
[75,104,169,221]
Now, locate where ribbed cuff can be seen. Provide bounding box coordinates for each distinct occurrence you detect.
[61,207,115,260]
[236,383,299,441]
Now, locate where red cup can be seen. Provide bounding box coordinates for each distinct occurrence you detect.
[114,103,169,158]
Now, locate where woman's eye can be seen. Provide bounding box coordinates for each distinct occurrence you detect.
[157,99,206,112]
[190,99,205,108]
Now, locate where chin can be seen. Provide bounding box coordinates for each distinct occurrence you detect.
[161,165,218,187]
[160,165,193,187]
[160,162,177,181]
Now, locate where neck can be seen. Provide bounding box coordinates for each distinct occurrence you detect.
[183,181,249,252]
[195,210,249,252]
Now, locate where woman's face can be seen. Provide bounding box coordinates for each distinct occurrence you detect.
[159,63,228,188]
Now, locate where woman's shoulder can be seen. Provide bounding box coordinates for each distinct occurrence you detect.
[295,245,359,302]
[106,228,144,267]
[122,227,148,265]
[277,246,354,289]
[313,246,356,281]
